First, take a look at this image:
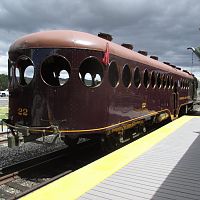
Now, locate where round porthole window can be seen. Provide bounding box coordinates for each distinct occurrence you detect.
[41,55,71,87]
[171,77,174,89]
[143,69,150,88]
[122,64,131,88]
[157,73,161,88]
[79,57,103,87]
[151,71,156,88]
[108,61,119,88]
[15,56,34,86]
[162,74,166,88]
[133,67,141,88]
[166,76,170,89]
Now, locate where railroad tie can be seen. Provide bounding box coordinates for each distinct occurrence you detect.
[5,181,30,192]
[0,188,13,199]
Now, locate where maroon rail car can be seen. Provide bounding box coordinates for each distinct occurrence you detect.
[4,30,198,147]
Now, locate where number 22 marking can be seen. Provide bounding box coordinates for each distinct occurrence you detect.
[17,108,28,116]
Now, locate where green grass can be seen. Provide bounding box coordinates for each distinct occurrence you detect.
[0,106,8,119]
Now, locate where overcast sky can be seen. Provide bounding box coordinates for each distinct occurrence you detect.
[0,0,200,78]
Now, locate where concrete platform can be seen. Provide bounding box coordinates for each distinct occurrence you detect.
[21,116,200,200]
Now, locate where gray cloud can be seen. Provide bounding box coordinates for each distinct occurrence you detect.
[0,0,200,77]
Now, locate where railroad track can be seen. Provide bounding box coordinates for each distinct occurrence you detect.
[0,139,7,146]
[0,139,102,200]
[0,132,8,146]
[0,166,72,200]
[0,148,68,199]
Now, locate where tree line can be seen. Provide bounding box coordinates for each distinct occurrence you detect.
[0,74,8,90]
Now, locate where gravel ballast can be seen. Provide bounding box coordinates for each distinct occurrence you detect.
[0,135,66,169]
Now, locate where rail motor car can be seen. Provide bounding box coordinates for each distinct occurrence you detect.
[4,30,198,147]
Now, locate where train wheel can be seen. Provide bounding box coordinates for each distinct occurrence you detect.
[62,136,79,147]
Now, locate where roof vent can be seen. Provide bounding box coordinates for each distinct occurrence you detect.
[150,56,158,60]
[121,43,133,50]
[138,50,148,56]
[183,69,191,75]
[163,62,171,66]
[170,64,176,68]
[98,32,113,41]
[176,67,181,70]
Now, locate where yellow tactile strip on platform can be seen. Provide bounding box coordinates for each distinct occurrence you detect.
[21,116,195,200]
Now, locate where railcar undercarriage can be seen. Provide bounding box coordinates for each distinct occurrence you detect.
[3,110,171,150]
